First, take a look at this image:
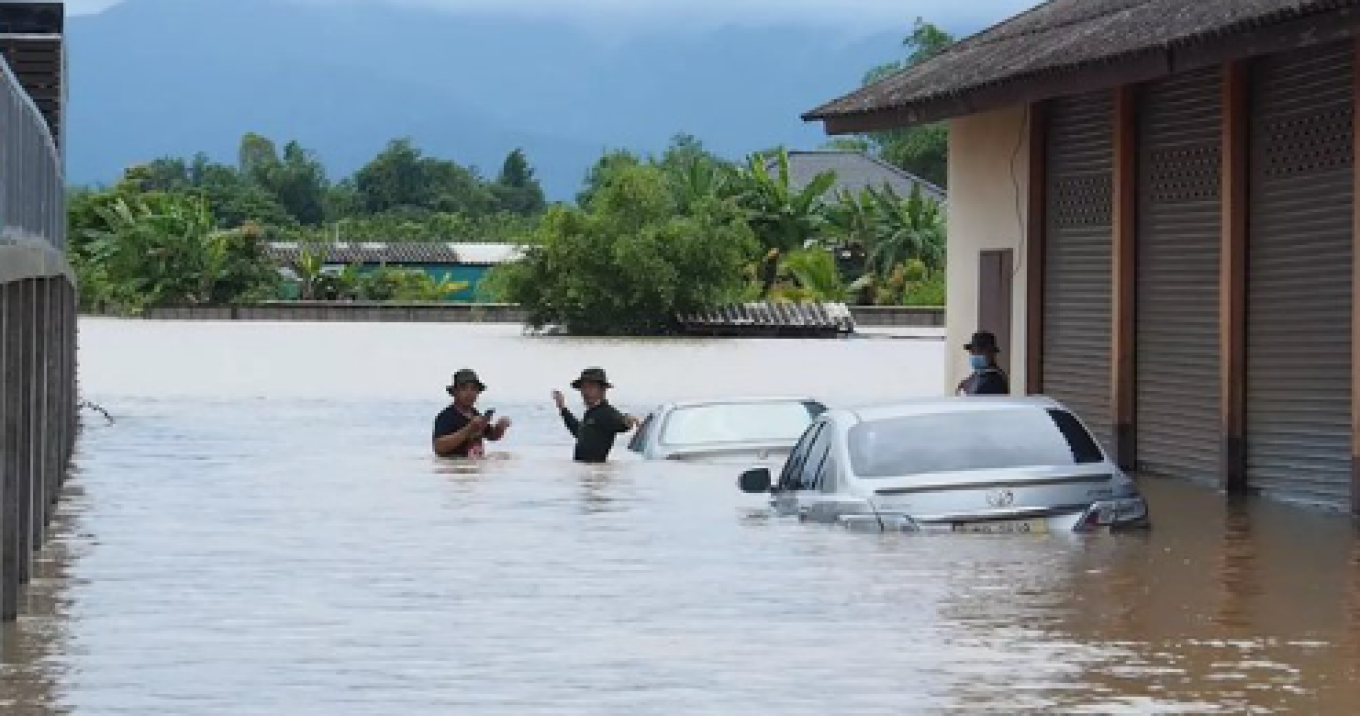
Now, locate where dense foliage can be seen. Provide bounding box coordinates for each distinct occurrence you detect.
[67,19,953,328]
[489,162,756,335]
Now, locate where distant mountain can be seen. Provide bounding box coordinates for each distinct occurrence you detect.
[64,0,916,199]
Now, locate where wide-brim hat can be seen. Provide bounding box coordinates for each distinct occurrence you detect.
[571,367,613,389]
[965,331,1001,352]
[446,368,487,395]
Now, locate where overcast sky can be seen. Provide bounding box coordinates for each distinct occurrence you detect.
[63,0,1040,33]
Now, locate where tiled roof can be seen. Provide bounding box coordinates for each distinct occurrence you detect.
[265,242,525,266]
[773,151,946,202]
[806,0,1360,127]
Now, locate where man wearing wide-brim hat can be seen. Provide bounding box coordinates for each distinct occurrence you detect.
[433,368,511,458]
[957,330,1010,396]
[553,367,639,463]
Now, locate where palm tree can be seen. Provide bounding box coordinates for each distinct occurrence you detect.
[737,148,836,298]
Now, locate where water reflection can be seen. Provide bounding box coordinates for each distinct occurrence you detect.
[0,320,1355,713]
[0,478,83,715]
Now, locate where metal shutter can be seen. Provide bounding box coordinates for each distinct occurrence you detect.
[1043,91,1115,450]
[1135,67,1223,484]
[1247,41,1354,509]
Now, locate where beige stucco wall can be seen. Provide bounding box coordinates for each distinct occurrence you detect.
[945,105,1031,395]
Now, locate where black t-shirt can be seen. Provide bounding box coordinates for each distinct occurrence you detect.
[433,405,485,457]
[965,368,1010,396]
[561,401,629,463]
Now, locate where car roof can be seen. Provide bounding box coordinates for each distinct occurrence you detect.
[655,396,823,410]
[836,396,1065,422]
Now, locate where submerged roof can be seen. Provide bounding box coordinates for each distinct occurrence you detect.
[806,0,1360,132]
[265,242,525,266]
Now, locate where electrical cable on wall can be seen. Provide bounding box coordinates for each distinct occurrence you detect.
[1010,105,1031,279]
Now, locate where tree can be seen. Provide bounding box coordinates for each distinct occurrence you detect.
[136,158,193,192]
[354,138,426,214]
[866,183,945,277]
[735,148,835,297]
[353,138,496,216]
[76,192,278,313]
[492,148,547,216]
[489,163,755,335]
[238,132,280,180]
[256,141,328,225]
[774,248,845,302]
[577,149,642,207]
[860,18,955,188]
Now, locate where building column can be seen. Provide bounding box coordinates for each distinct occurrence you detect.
[1112,85,1138,470]
[1351,39,1360,516]
[1025,101,1047,396]
[1221,61,1249,495]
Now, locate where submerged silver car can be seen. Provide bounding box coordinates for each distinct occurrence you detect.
[628,397,827,463]
[738,397,1151,534]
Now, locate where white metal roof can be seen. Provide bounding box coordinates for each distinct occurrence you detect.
[450,243,525,265]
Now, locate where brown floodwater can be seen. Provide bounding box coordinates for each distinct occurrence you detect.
[0,319,1356,714]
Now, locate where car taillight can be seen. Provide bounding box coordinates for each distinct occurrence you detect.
[1074,497,1149,532]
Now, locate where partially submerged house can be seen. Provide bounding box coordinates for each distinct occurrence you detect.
[805,0,1360,513]
[266,242,524,302]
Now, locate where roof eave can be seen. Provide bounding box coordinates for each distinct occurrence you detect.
[806,5,1360,134]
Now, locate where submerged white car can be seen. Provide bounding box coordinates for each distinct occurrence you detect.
[738,397,1151,534]
[628,397,827,463]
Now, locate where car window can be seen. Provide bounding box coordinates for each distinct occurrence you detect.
[659,401,822,446]
[847,407,1106,478]
[779,423,822,490]
[627,413,655,453]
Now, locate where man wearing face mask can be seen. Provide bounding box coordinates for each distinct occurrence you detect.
[956,330,1010,396]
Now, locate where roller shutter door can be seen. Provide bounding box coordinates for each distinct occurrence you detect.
[1246,41,1354,509]
[1134,67,1223,484]
[1043,91,1115,450]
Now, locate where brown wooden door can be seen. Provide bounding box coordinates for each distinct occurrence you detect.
[978,249,1014,375]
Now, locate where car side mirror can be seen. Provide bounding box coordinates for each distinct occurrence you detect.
[739,467,772,494]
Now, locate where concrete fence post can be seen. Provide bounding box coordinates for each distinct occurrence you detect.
[31,278,49,549]
[0,281,14,620]
[15,279,35,588]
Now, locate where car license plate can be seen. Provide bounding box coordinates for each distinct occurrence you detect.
[951,519,1048,534]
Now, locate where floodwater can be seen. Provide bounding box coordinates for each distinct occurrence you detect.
[1,319,1357,714]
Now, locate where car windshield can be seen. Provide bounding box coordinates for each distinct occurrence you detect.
[847,407,1105,478]
[660,401,823,446]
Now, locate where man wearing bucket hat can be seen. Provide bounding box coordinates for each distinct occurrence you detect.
[433,368,510,458]
[553,367,639,463]
[956,330,1010,396]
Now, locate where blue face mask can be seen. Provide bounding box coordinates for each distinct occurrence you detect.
[968,354,989,370]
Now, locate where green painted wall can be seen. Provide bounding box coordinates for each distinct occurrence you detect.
[277,263,497,302]
[360,264,492,302]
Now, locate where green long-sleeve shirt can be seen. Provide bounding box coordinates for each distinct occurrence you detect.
[561,401,629,463]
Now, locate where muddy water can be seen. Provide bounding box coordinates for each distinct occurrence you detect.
[0,319,1356,714]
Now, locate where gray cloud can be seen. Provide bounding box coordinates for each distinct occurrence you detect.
[70,0,1039,33]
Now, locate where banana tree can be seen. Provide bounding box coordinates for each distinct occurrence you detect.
[737,149,836,297]
[293,245,326,300]
[83,193,224,309]
[778,248,845,302]
[866,183,945,279]
[667,155,734,213]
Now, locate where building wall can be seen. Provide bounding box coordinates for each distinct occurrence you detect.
[945,106,1031,394]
